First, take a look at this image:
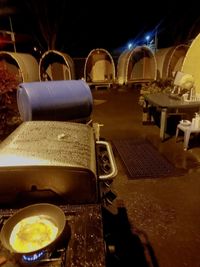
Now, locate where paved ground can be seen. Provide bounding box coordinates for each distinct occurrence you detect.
[91,85,200,267]
[1,84,200,267]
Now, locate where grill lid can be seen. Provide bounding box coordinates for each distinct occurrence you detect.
[0,121,96,170]
[0,121,98,205]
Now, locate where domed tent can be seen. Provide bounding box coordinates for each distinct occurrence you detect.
[117,46,157,85]
[39,50,75,81]
[155,45,189,79]
[0,51,39,82]
[181,33,200,93]
[166,45,189,77]
[84,48,116,89]
[117,49,132,85]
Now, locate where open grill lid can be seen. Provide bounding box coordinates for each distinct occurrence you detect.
[0,121,98,206]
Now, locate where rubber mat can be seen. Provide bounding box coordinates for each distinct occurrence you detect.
[112,138,185,179]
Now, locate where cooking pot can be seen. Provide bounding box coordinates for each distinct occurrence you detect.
[0,203,67,259]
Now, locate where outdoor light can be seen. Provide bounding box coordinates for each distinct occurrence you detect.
[127,42,133,50]
[145,34,150,44]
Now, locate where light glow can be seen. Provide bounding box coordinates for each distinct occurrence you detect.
[0,154,53,166]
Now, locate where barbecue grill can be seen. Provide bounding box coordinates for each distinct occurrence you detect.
[0,119,117,207]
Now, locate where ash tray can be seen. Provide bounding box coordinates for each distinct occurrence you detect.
[180,120,191,126]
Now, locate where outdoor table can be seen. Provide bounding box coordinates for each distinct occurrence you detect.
[143,93,200,141]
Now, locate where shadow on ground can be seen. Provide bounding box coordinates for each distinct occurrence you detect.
[102,202,159,267]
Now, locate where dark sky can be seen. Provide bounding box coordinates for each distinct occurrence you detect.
[0,0,200,57]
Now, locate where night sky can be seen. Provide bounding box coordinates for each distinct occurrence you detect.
[0,0,200,57]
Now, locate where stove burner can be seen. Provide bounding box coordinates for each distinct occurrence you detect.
[19,247,66,266]
[22,250,46,263]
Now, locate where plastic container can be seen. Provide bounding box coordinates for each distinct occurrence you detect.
[17,80,93,122]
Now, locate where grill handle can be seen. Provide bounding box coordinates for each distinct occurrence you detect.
[97,141,118,180]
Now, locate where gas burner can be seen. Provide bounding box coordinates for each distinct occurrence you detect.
[20,247,66,267]
[22,250,46,262]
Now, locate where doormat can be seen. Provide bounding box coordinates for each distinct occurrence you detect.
[112,138,185,179]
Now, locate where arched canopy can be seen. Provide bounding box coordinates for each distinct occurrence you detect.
[166,45,189,77]
[84,48,116,87]
[117,46,157,85]
[0,51,39,83]
[181,33,200,93]
[39,50,75,81]
[155,45,188,79]
[117,49,132,85]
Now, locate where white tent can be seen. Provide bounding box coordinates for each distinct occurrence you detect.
[0,51,39,82]
[155,45,189,79]
[84,48,116,89]
[117,49,132,85]
[181,33,200,93]
[117,46,157,85]
[39,50,75,81]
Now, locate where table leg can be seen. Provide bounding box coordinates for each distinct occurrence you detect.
[160,108,167,141]
[142,101,155,124]
[142,100,149,123]
[184,130,191,151]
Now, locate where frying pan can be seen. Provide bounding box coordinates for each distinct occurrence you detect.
[0,203,66,255]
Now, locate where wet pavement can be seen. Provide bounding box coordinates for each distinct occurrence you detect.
[1,85,200,267]
[92,85,200,267]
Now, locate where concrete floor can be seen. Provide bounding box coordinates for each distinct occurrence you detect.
[91,86,200,267]
[1,85,200,267]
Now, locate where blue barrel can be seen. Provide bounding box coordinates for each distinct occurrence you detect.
[17,80,93,122]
